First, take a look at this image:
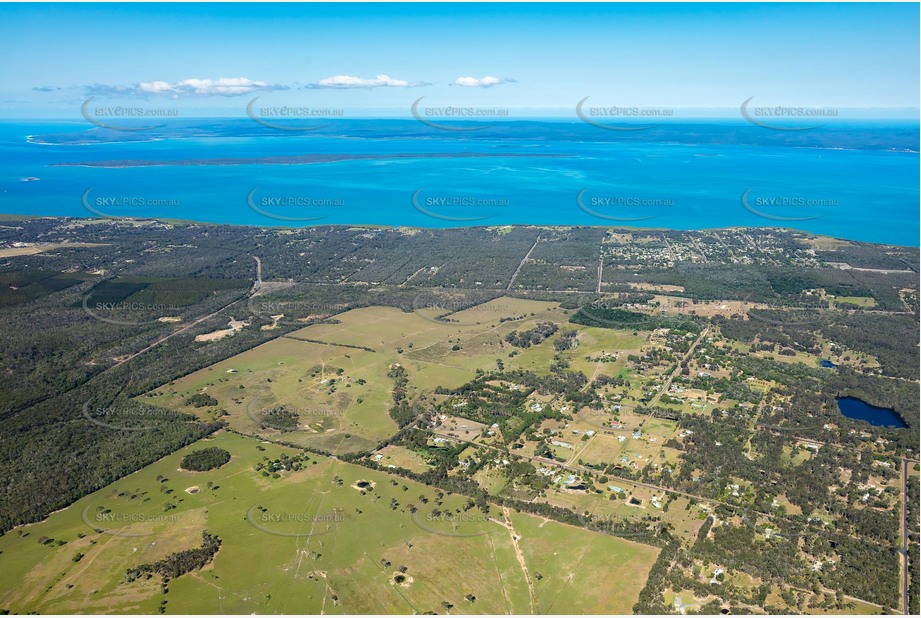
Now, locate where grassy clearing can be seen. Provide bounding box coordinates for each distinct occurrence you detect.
[0,431,658,615]
[142,300,583,454]
[509,510,659,614]
[831,295,877,308]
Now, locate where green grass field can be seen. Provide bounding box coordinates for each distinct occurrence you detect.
[0,431,659,615]
[830,295,877,308]
[141,300,627,455]
[1,297,741,614]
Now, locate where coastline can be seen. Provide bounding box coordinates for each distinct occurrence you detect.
[0,213,917,250]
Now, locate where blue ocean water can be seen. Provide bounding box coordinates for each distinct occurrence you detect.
[0,120,917,246]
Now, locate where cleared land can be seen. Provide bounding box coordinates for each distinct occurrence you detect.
[0,432,658,615]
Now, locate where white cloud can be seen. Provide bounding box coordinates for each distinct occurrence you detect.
[140,77,282,97]
[453,76,515,88]
[308,74,429,89]
[137,80,176,95]
[86,78,285,98]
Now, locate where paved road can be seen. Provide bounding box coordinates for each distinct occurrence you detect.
[507,233,541,290]
[596,249,604,293]
[646,327,709,409]
[900,457,910,614]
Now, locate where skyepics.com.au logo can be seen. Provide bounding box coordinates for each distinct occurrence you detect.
[246,296,350,328]
[757,420,838,436]
[246,96,343,131]
[411,289,510,326]
[743,295,828,327]
[409,509,490,537]
[246,505,345,537]
[575,405,635,431]
[82,188,180,219]
[577,188,674,222]
[81,278,185,327]
[591,514,672,540]
[80,97,178,131]
[82,297,183,326]
[82,400,180,431]
[246,397,344,432]
[411,97,509,131]
[81,505,181,537]
[741,189,838,222]
[576,97,673,131]
[740,97,838,131]
[573,295,665,329]
[411,189,510,222]
[247,188,345,222]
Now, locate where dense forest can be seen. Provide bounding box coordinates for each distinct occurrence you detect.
[179,447,231,472]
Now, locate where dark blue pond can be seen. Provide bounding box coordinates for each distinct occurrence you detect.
[819,359,838,369]
[836,397,908,428]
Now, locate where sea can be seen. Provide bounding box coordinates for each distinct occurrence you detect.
[1,119,918,246]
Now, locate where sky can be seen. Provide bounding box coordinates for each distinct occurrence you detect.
[1,2,918,119]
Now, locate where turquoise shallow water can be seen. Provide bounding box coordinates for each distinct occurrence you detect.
[0,120,917,246]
